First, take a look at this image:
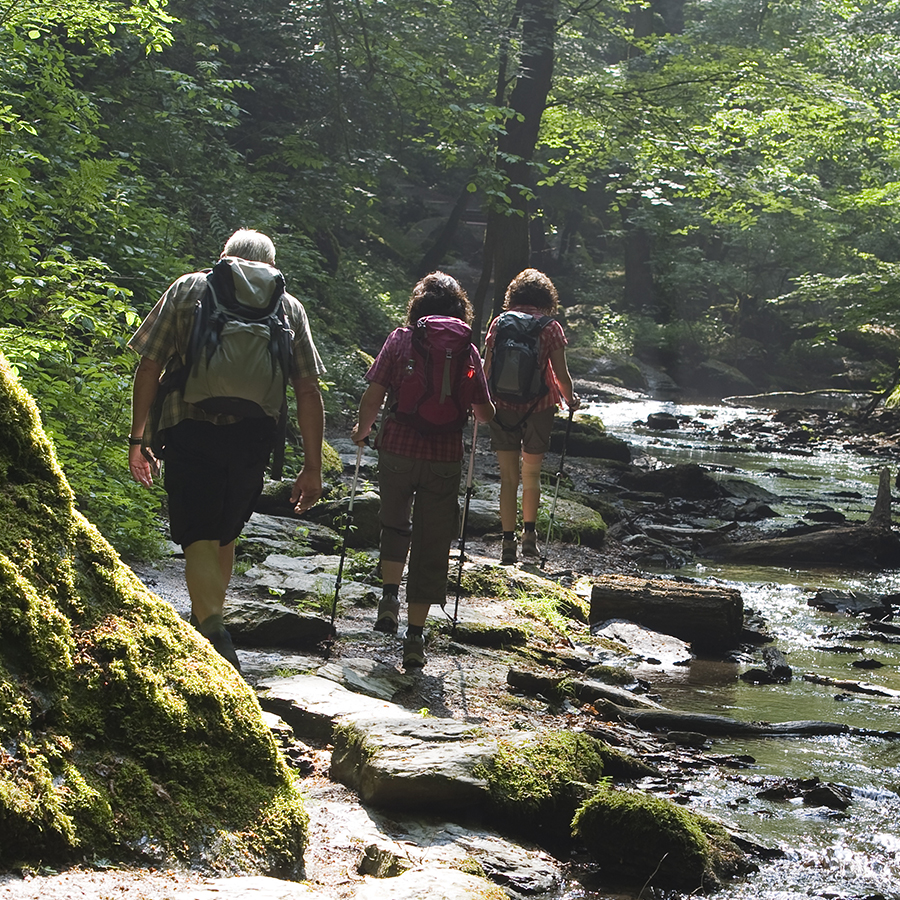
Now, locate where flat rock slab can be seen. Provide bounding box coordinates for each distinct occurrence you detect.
[592,619,693,669]
[316,657,415,701]
[245,553,376,605]
[258,673,417,740]
[227,596,334,647]
[352,867,505,899]
[330,714,497,810]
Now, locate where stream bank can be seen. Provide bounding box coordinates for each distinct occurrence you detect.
[6,396,900,900]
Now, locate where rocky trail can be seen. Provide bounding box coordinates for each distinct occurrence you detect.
[5,406,900,900]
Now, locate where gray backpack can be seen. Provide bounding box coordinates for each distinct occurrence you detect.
[181,257,294,420]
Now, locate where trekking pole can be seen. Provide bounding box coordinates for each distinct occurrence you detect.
[332,443,364,628]
[451,421,479,634]
[540,407,575,570]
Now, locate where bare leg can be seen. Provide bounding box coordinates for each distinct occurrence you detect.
[521,452,544,524]
[497,449,521,532]
[184,539,227,625]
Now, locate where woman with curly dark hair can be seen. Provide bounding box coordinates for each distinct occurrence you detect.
[352,272,494,669]
[483,269,580,565]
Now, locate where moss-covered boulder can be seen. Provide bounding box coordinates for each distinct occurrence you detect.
[477,732,616,848]
[550,414,631,463]
[572,787,749,892]
[0,353,307,873]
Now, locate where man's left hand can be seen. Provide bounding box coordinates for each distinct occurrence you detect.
[291,467,322,514]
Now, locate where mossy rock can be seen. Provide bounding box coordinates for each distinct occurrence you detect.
[442,620,528,648]
[0,353,307,873]
[550,415,631,463]
[572,787,748,891]
[543,496,607,549]
[477,731,610,849]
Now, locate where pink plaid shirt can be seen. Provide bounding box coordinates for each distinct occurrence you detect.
[485,306,567,413]
[367,326,490,461]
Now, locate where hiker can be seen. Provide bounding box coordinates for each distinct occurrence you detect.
[127,229,326,671]
[483,268,580,565]
[351,272,494,670]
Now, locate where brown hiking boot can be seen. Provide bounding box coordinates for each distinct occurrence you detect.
[501,538,517,565]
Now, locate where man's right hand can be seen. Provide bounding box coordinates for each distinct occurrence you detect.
[129,443,159,487]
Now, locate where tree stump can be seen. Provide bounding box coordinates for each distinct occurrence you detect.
[590,575,743,653]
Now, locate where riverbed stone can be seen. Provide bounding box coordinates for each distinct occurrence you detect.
[303,491,383,548]
[590,575,744,652]
[329,714,496,810]
[244,552,377,607]
[351,867,507,900]
[225,595,335,647]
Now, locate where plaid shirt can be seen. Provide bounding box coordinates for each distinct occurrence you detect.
[129,270,325,439]
[367,326,490,461]
[485,306,567,413]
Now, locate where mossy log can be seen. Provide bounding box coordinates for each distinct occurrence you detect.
[589,575,743,652]
[0,353,307,872]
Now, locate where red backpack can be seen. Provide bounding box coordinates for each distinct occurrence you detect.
[391,316,479,434]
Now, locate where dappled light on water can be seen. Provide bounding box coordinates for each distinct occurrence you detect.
[563,397,900,900]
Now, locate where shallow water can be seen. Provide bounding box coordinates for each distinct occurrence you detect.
[568,398,900,900]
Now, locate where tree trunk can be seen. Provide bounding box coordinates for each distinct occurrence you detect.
[479,0,558,326]
[590,574,744,652]
[416,184,470,277]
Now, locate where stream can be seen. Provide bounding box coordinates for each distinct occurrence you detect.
[573,398,900,900]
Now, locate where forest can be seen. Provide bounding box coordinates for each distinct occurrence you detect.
[2,0,900,556]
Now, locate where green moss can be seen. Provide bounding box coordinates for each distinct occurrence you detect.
[443,620,528,648]
[0,353,307,872]
[320,440,343,481]
[459,566,511,598]
[477,731,609,846]
[572,786,746,891]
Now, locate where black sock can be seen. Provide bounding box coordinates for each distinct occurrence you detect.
[503,531,515,541]
[524,522,536,532]
[407,624,424,638]
[382,583,399,598]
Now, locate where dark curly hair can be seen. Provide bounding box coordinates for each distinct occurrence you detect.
[406,271,473,326]
[503,268,559,314]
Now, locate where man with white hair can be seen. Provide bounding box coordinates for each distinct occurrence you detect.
[127,229,325,670]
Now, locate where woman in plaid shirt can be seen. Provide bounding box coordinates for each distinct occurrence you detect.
[352,273,494,670]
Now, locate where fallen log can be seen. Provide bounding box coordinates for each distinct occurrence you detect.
[589,575,743,652]
[801,673,900,699]
[507,667,661,709]
[705,467,900,569]
[591,699,900,738]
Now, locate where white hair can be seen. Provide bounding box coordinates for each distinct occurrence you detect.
[221,229,276,265]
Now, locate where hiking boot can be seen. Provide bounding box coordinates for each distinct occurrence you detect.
[402,632,426,670]
[194,613,242,672]
[208,627,242,672]
[373,592,400,635]
[501,538,517,565]
[521,530,539,558]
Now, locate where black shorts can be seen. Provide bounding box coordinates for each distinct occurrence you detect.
[163,417,276,548]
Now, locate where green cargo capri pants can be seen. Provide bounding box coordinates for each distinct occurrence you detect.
[377,450,462,606]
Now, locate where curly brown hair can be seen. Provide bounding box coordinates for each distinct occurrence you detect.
[406,271,473,325]
[503,268,559,314]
